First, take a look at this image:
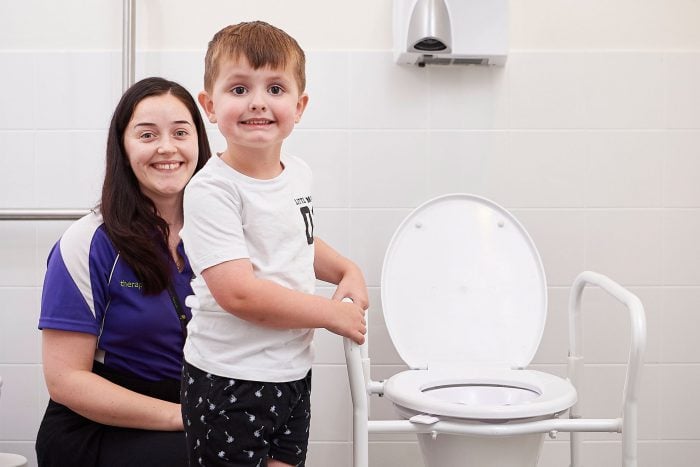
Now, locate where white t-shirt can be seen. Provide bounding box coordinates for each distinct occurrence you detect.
[180,154,316,382]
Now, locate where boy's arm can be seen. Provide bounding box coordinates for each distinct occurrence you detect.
[201,258,367,344]
[313,237,369,310]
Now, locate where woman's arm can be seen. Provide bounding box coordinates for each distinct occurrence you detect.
[41,329,183,431]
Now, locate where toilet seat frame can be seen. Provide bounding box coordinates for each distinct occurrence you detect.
[344,271,646,467]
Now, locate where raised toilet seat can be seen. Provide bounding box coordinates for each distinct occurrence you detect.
[344,193,646,467]
[375,193,574,467]
[384,366,576,421]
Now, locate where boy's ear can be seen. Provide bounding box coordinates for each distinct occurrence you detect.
[295,93,309,124]
[198,91,217,124]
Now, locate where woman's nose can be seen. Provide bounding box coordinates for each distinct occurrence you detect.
[157,137,176,154]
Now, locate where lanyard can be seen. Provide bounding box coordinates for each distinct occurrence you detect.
[166,283,188,339]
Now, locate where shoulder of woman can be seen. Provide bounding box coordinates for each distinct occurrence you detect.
[60,210,105,248]
[57,211,117,268]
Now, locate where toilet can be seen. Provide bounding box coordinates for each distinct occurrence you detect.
[378,193,577,467]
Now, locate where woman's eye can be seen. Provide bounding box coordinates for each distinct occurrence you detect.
[232,86,247,95]
[269,85,284,95]
[174,130,188,137]
[140,132,155,140]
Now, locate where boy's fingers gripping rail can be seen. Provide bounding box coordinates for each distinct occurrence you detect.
[342,297,370,383]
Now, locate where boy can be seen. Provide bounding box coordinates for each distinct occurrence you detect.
[180,21,368,467]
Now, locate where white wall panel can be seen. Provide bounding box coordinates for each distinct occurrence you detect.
[1,1,699,464]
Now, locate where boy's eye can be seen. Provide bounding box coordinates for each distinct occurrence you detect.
[268,85,284,96]
[231,86,247,95]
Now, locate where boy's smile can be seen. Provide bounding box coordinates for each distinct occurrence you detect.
[241,118,274,126]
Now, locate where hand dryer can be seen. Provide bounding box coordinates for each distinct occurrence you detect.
[393,0,508,66]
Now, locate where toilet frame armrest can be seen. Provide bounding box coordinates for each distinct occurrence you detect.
[568,271,647,467]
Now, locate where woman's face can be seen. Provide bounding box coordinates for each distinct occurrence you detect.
[123,93,199,205]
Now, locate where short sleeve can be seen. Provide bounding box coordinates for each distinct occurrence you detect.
[181,174,250,275]
[38,214,115,335]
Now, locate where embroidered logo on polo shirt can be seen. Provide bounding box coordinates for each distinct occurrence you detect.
[120,280,143,290]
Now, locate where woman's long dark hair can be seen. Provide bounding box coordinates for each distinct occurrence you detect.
[100,77,211,294]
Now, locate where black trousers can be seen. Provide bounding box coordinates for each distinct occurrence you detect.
[35,362,188,467]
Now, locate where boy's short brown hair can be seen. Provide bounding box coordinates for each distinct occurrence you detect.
[203,21,306,94]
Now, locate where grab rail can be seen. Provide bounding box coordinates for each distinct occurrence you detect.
[0,209,89,221]
[122,0,135,92]
[0,3,134,223]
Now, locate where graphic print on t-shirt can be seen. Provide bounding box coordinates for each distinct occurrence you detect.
[295,196,314,245]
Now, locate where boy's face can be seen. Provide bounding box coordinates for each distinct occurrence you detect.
[198,57,308,153]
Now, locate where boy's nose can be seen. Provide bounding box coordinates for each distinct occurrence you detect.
[250,102,267,111]
[249,90,267,111]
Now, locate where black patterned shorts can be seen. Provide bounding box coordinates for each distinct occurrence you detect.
[181,361,312,467]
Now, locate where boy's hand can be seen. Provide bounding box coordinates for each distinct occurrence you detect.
[331,266,369,311]
[328,301,366,345]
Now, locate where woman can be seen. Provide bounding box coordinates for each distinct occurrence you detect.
[36,77,211,466]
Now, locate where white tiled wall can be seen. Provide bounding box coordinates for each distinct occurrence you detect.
[1,47,700,466]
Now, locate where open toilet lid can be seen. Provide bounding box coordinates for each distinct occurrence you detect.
[381,194,547,370]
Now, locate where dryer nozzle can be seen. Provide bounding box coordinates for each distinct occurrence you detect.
[408,0,452,54]
[413,37,448,52]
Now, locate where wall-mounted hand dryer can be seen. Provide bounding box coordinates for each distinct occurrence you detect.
[393,0,508,67]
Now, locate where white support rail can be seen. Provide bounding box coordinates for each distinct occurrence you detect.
[568,271,646,467]
[344,338,369,467]
[367,418,621,437]
[344,270,646,467]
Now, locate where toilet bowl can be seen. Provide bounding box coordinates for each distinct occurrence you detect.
[378,193,577,467]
